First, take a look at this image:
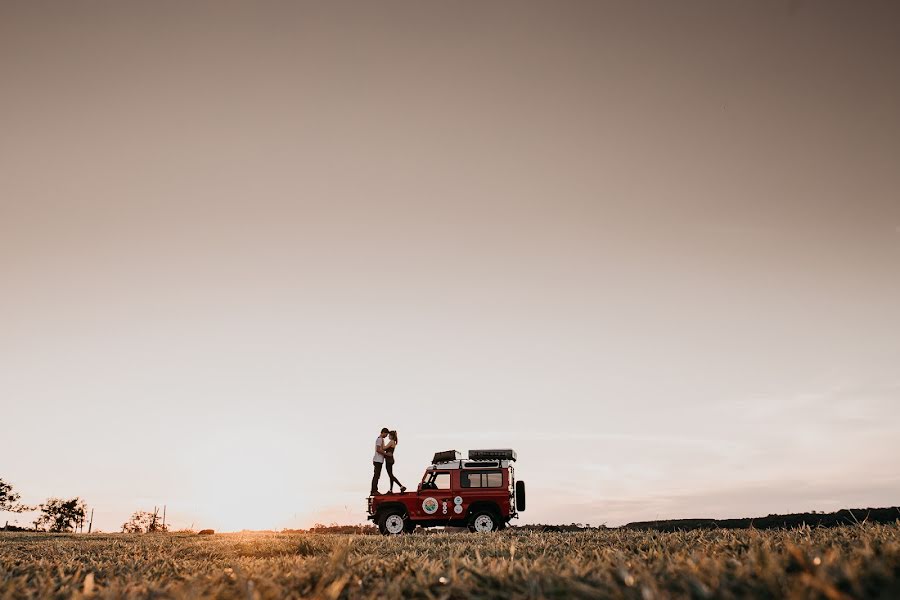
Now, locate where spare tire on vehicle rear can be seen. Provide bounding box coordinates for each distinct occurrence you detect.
[515,480,526,511]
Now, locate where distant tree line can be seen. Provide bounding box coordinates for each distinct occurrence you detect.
[1,478,87,532]
[34,498,87,532]
[625,507,900,532]
[0,479,34,514]
[514,523,607,532]
[280,523,379,535]
[2,477,171,534]
[121,508,168,533]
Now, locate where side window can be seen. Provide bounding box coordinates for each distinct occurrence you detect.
[461,471,502,488]
[433,472,450,490]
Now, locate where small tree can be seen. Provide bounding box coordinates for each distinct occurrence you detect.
[0,478,34,513]
[34,498,86,532]
[122,509,168,533]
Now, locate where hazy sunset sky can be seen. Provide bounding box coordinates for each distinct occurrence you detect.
[2,1,899,532]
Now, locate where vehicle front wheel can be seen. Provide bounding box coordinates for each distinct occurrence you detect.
[468,510,499,533]
[377,510,407,535]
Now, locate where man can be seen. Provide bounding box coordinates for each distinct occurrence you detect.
[371,427,390,495]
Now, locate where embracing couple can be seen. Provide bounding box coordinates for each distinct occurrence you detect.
[371,427,406,495]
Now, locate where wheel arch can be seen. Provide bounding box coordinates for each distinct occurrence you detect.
[374,502,408,518]
[466,500,503,519]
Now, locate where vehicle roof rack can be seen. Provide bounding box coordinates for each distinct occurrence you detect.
[468,448,517,461]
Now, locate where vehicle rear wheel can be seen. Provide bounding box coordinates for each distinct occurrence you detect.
[378,510,407,535]
[468,510,498,533]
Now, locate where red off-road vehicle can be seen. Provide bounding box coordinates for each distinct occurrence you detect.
[367,449,526,534]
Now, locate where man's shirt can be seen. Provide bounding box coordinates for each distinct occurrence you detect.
[373,436,385,463]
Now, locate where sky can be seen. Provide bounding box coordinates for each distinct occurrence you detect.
[1,1,899,532]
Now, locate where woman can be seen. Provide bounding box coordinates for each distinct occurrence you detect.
[383,430,406,493]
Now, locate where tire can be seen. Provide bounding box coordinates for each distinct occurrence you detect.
[515,480,526,511]
[468,510,499,533]
[377,509,407,535]
[403,520,417,533]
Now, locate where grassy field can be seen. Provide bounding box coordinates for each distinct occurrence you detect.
[2,524,899,599]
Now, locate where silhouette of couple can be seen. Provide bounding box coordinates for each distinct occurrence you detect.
[371,427,405,495]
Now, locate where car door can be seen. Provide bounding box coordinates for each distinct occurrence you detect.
[417,471,453,519]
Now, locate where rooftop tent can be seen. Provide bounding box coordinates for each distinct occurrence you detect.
[468,449,517,461]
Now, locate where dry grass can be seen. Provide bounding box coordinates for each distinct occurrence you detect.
[2,524,899,599]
